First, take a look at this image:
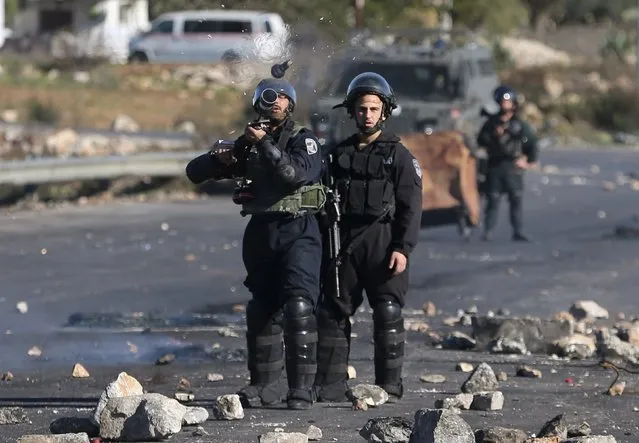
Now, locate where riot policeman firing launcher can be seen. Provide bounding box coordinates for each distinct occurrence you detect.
[185,59,327,411]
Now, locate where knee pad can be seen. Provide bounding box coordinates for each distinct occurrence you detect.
[283,296,316,333]
[373,301,403,329]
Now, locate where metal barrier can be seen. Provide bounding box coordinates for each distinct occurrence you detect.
[0,152,203,185]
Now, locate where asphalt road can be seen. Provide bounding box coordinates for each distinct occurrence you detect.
[1,147,639,442]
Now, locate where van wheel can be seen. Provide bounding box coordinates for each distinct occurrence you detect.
[221,50,241,63]
[128,51,148,64]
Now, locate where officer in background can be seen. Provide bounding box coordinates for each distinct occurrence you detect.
[477,85,539,242]
[313,72,423,402]
[185,78,324,410]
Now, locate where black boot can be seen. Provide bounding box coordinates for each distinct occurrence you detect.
[313,305,351,403]
[237,301,285,408]
[283,296,318,410]
[373,301,406,402]
[512,231,531,242]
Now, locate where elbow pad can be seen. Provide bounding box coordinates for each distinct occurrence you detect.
[186,152,218,184]
[276,164,297,184]
[259,138,283,164]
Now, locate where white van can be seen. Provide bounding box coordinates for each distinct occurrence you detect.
[127,9,288,64]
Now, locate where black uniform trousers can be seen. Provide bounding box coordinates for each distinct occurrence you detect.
[240,213,322,405]
[484,162,525,235]
[315,218,408,400]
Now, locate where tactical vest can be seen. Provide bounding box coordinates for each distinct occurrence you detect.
[240,120,327,217]
[491,118,524,161]
[333,142,396,218]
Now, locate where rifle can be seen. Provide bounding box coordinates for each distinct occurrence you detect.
[324,153,342,299]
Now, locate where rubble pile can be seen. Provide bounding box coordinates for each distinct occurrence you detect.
[418,299,639,366]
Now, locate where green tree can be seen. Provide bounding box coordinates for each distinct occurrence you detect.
[451,0,529,34]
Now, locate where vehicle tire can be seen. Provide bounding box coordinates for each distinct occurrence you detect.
[128,51,148,64]
[221,50,241,63]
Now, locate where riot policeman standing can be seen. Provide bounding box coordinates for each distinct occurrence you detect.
[477,85,539,242]
[314,72,423,402]
[186,77,325,410]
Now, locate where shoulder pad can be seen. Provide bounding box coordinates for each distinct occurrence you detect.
[376,131,401,144]
[289,120,307,137]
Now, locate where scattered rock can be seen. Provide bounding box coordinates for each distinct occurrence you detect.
[45,128,79,158]
[475,426,528,443]
[353,398,369,411]
[192,426,209,436]
[360,417,413,443]
[259,432,309,443]
[409,408,475,443]
[207,372,224,382]
[0,407,28,424]
[569,301,609,322]
[0,109,19,123]
[156,353,176,365]
[551,334,596,360]
[561,437,617,443]
[595,329,639,364]
[111,114,140,132]
[92,371,144,425]
[516,366,542,378]
[183,406,209,425]
[16,301,28,313]
[348,365,357,379]
[461,362,499,393]
[405,319,430,332]
[99,393,186,441]
[27,346,42,357]
[553,311,575,323]
[420,374,446,384]
[442,331,476,350]
[175,391,195,402]
[537,414,567,440]
[350,384,389,407]
[212,394,244,420]
[434,393,474,410]
[607,381,625,396]
[1,372,13,381]
[306,424,323,441]
[174,120,197,134]
[456,362,473,372]
[496,371,508,382]
[71,363,90,378]
[471,391,505,411]
[49,417,98,436]
[568,422,592,437]
[490,336,528,355]
[423,301,437,317]
[17,434,90,443]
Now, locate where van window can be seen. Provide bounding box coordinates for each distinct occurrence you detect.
[264,20,272,33]
[151,20,173,34]
[183,19,217,34]
[218,20,252,33]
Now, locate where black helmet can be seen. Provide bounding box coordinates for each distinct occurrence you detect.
[252,78,297,113]
[493,85,518,104]
[333,72,397,117]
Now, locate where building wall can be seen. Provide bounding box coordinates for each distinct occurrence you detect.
[12,0,149,61]
[13,0,149,37]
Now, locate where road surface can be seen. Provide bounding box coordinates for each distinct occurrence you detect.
[1,147,638,442]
